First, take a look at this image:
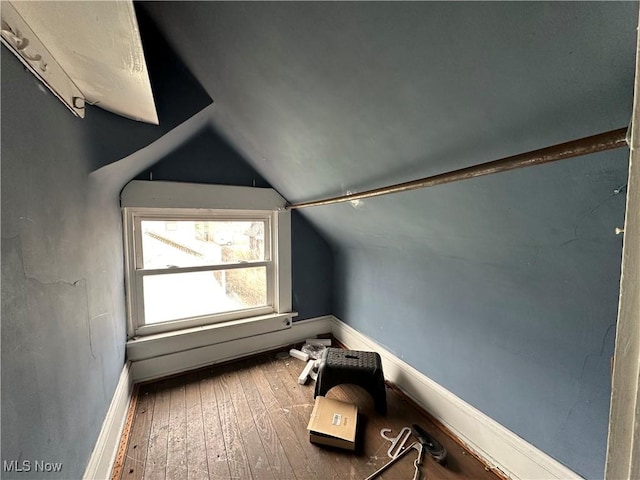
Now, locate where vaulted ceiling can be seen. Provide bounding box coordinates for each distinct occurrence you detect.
[138,1,636,253]
[3,4,634,477]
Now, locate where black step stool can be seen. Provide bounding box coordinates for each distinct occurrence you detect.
[314,347,387,414]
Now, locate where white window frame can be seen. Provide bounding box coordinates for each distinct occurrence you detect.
[121,181,292,338]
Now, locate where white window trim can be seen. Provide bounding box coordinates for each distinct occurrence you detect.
[121,181,292,339]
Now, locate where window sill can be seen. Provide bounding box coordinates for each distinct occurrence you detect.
[126,312,298,362]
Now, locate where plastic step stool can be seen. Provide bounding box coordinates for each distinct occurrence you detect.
[314,347,387,414]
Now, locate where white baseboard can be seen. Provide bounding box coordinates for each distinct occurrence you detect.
[130,315,333,382]
[97,315,578,480]
[83,362,134,480]
[84,316,332,479]
[330,316,582,480]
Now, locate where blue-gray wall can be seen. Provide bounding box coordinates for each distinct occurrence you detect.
[331,148,626,478]
[134,126,334,321]
[138,3,635,478]
[291,212,334,320]
[0,17,212,474]
[1,51,126,478]
[1,12,331,473]
[2,2,633,478]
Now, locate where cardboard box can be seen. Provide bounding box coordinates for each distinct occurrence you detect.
[307,396,358,450]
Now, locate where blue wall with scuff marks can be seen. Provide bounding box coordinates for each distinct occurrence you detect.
[0,13,213,475]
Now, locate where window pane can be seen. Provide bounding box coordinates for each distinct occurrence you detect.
[141,220,266,269]
[142,267,268,324]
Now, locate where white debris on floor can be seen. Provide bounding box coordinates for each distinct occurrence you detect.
[288,337,332,384]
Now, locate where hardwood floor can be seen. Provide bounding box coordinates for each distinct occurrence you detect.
[114,348,502,480]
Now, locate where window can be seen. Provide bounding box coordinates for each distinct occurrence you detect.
[133,213,272,330]
[122,182,292,337]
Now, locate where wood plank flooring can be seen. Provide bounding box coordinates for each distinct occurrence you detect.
[116,348,502,480]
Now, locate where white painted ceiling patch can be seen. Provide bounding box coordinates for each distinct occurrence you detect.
[2,1,158,124]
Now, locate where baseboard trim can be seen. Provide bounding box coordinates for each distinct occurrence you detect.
[330,316,582,480]
[130,315,334,382]
[95,316,577,480]
[83,362,134,480]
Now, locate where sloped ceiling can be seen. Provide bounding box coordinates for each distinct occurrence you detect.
[139,1,635,253]
[107,4,638,476]
[130,4,636,477]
